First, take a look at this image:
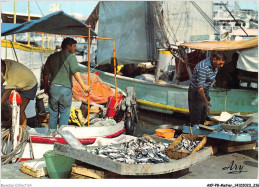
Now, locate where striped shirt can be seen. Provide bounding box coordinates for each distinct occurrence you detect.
[189,57,218,95]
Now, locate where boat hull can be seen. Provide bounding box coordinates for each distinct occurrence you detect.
[21,121,125,159]
[80,66,258,115]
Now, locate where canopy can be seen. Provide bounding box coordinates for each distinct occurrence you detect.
[179,37,258,51]
[1,23,22,34]
[1,10,97,37]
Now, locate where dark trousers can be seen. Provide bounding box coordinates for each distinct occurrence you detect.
[188,88,209,126]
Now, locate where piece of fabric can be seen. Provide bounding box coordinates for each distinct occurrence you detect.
[188,88,209,125]
[43,50,80,88]
[48,85,72,131]
[18,83,37,100]
[2,59,37,91]
[237,47,258,72]
[72,72,115,104]
[189,57,217,95]
[1,11,97,37]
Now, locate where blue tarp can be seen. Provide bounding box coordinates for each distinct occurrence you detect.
[1,23,23,35]
[1,11,97,37]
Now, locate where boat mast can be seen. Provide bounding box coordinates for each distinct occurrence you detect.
[13,1,16,42]
[28,0,30,45]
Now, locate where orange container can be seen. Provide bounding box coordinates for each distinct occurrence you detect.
[155,129,175,139]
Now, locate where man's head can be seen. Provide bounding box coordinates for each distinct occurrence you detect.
[211,51,226,69]
[61,37,77,54]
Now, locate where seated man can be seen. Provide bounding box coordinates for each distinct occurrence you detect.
[1,59,38,127]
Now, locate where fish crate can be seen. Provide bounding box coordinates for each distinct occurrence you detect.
[165,134,207,159]
[221,115,253,132]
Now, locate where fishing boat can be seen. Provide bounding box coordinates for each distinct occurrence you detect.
[1,11,137,163]
[85,1,258,115]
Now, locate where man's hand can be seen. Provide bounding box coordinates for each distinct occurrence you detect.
[44,85,49,95]
[204,101,212,113]
[74,72,91,93]
[82,84,90,93]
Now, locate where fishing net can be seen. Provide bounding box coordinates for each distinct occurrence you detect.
[72,72,115,104]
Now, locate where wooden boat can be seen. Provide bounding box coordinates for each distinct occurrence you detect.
[88,2,258,115]
[1,11,129,163]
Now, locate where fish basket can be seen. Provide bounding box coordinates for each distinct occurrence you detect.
[165,134,206,159]
[221,115,253,132]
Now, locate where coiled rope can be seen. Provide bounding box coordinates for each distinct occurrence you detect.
[1,125,34,165]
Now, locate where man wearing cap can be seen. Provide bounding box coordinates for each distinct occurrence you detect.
[188,52,226,127]
[43,37,90,135]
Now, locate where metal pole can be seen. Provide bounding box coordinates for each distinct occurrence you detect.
[13,1,16,42]
[28,1,31,45]
[113,37,118,102]
[87,27,91,126]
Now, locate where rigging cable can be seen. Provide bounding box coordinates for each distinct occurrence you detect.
[191,1,220,33]
[220,1,248,36]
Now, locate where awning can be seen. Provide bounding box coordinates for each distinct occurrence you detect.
[179,37,258,51]
[1,23,23,34]
[1,10,97,37]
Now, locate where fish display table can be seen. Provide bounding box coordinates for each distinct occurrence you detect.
[53,136,211,176]
[182,123,258,142]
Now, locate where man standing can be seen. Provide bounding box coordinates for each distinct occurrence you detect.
[188,52,225,127]
[1,59,38,127]
[43,37,90,135]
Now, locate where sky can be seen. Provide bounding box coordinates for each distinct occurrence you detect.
[1,0,258,19]
[1,1,99,18]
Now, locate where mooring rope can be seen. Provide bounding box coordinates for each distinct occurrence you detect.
[1,125,34,165]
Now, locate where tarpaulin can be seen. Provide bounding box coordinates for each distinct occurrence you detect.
[237,47,258,72]
[96,1,157,65]
[72,73,115,104]
[1,11,97,37]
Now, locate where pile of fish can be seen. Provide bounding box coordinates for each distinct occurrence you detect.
[226,116,245,125]
[87,138,171,164]
[175,138,200,152]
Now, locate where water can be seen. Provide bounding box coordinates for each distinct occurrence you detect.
[134,109,190,137]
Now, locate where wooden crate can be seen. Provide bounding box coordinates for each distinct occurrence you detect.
[222,115,253,132]
[218,140,257,153]
[165,134,207,159]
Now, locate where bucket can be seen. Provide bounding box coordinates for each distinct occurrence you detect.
[155,129,175,139]
[43,150,75,179]
[106,95,124,118]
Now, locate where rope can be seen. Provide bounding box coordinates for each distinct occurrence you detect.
[1,125,32,165]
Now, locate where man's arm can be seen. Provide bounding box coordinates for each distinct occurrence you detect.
[1,75,5,88]
[43,74,49,95]
[1,89,12,105]
[198,87,211,113]
[74,72,90,92]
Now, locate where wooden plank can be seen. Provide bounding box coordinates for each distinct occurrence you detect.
[20,161,48,178]
[199,125,215,131]
[71,172,93,179]
[72,164,123,179]
[219,141,257,153]
[72,164,105,179]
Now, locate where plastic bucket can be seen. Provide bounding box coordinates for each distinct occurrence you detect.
[43,150,75,179]
[106,95,124,117]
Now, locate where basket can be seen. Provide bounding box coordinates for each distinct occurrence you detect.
[155,129,175,139]
[222,115,253,132]
[165,134,206,159]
